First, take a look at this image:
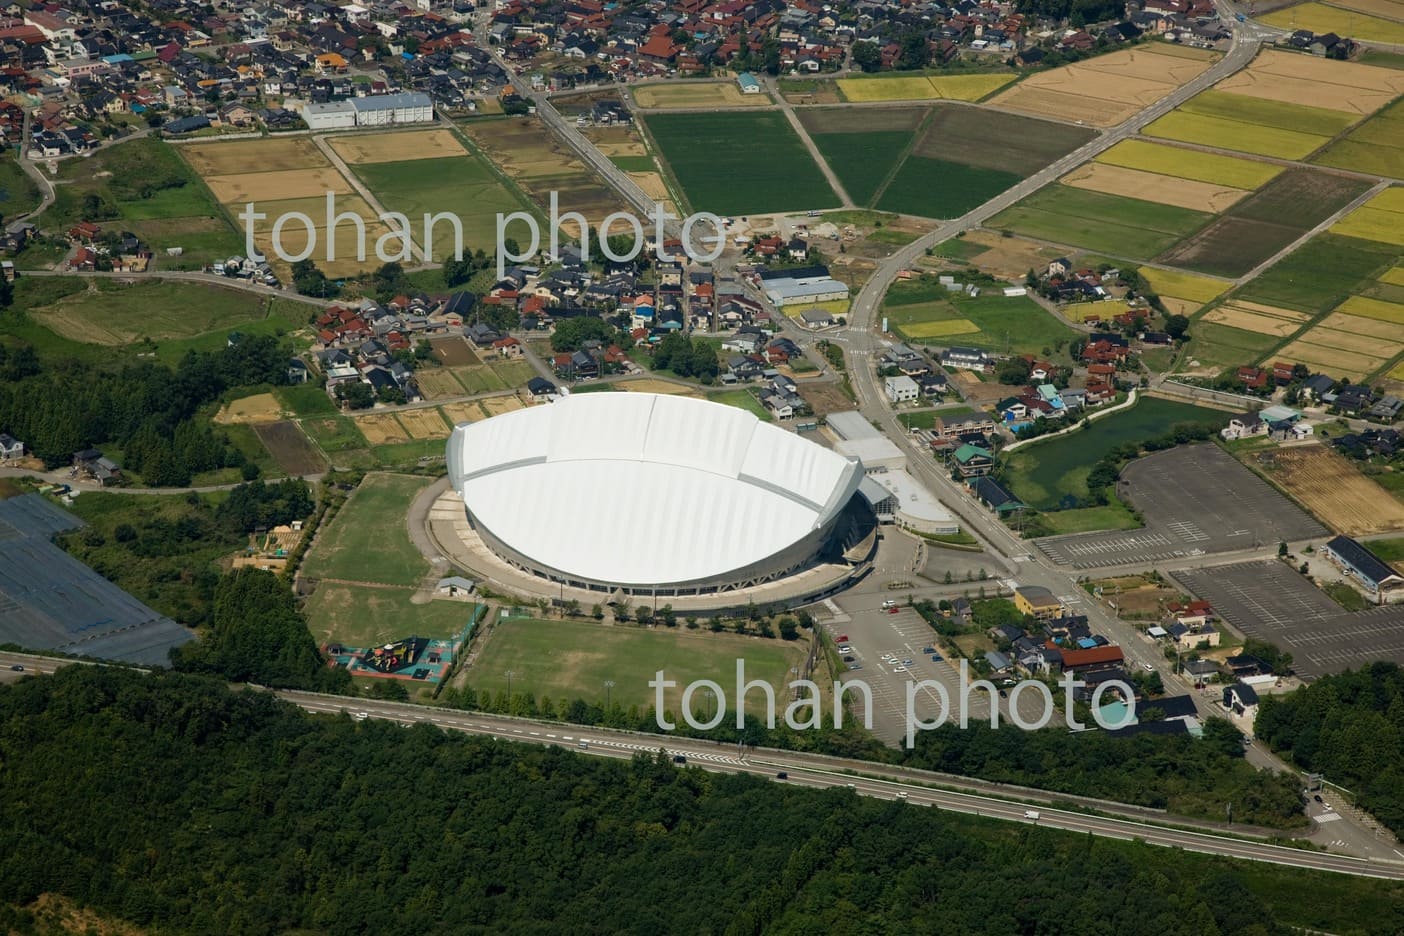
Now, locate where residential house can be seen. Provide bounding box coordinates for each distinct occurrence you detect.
[934,412,997,439]
[1168,620,1219,649]
[1222,682,1259,716]
[72,448,122,485]
[1302,374,1335,401]
[968,475,1025,515]
[492,336,523,358]
[1014,585,1064,620]
[1220,411,1265,441]
[884,375,919,403]
[1057,644,1125,675]
[526,376,559,402]
[940,347,991,371]
[0,433,22,460]
[951,443,994,478]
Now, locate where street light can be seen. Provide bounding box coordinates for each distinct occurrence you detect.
[505,669,515,704]
[604,679,615,711]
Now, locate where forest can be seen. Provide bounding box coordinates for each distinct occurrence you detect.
[1255,662,1404,837]
[1,666,1400,936]
[0,331,294,484]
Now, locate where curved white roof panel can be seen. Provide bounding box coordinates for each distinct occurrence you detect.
[447,393,862,587]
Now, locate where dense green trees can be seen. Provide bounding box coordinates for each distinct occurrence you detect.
[652,333,719,382]
[1256,662,1404,836]
[549,316,619,352]
[216,478,314,533]
[0,667,1398,935]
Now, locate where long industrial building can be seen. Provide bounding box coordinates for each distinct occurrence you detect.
[302,91,435,131]
[445,393,865,596]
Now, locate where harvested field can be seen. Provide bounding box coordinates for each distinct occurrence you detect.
[631,82,770,108]
[214,393,284,425]
[1138,266,1231,304]
[1291,324,1404,356]
[354,414,410,445]
[1336,295,1404,324]
[1161,297,1202,316]
[582,126,647,157]
[430,336,479,366]
[240,194,379,233]
[798,382,855,416]
[1272,339,1384,380]
[414,369,466,400]
[1060,162,1247,212]
[440,402,482,425]
[627,171,677,214]
[180,137,327,176]
[1252,444,1404,536]
[911,106,1095,176]
[1199,307,1302,336]
[1216,49,1404,114]
[480,394,525,416]
[1094,139,1283,188]
[618,379,700,396]
[328,129,467,164]
[203,167,353,204]
[1230,300,1312,319]
[463,118,624,228]
[1321,310,1404,338]
[836,73,1015,103]
[1144,110,1329,160]
[253,421,327,476]
[397,408,451,439]
[1329,0,1404,19]
[990,46,1216,127]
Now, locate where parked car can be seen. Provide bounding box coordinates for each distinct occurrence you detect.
[9,665,22,672]
[776,771,788,780]
[843,655,855,662]
[672,755,686,764]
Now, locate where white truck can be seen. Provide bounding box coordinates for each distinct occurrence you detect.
[1024,810,1040,820]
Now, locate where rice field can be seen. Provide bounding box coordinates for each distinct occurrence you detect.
[1336,295,1404,325]
[837,73,1016,102]
[1330,188,1404,246]
[1261,2,1404,44]
[1139,267,1231,304]
[1143,110,1331,160]
[1094,139,1284,189]
[899,318,981,338]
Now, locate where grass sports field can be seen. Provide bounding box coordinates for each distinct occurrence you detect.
[836,72,1015,102]
[1261,2,1404,44]
[988,185,1211,260]
[645,111,839,214]
[1094,139,1283,189]
[1314,98,1404,178]
[1003,398,1224,509]
[1234,232,1400,313]
[884,277,1077,354]
[300,473,432,586]
[631,82,771,108]
[990,44,1218,127]
[1155,169,1373,277]
[303,584,476,648]
[467,615,807,713]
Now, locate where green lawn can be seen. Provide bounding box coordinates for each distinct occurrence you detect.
[809,130,914,206]
[488,359,536,388]
[1033,502,1140,535]
[707,389,771,421]
[988,186,1212,260]
[930,237,987,260]
[1003,398,1226,509]
[0,151,42,217]
[899,406,977,430]
[1323,581,1369,612]
[303,584,477,647]
[645,112,841,215]
[372,439,448,466]
[1234,233,1399,314]
[467,615,807,713]
[886,291,1078,356]
[29,279,269,346]
[876,157,1021,219]
[609,155,658,173]
[352,155,531,260]
[301,472,431,586]
[275,383,338,417]
[1183,321,1282,372]
[298,416,367,453]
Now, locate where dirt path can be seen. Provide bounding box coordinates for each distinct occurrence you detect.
[764,75,855,209]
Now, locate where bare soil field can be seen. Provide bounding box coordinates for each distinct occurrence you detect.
[214,393,285,425]
[440,402,481,425]
[480,394,526,416]
[397,408,451,439]
[329,129,468,164]
[991,47,1215,127]
[583,126,648,157]
[631,82,769,109]
[1060,163,1247,212]
[414,369,466,400]
[354,414,410,445]
[430,336,479,366]
[204,167,354,203]
[797,382,855,416]
[959,229,1064,278]
[1251,444,1404,535]
[181,137,328,176]
[254,421,327,476]
[1200,306,1304,336]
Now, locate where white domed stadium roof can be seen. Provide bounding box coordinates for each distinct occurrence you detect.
[446,392,863,589]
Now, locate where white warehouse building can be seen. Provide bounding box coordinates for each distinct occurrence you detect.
[300,92,435,131]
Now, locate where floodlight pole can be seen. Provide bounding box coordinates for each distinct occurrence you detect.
[505,669,515,704]
[604,679,615,711]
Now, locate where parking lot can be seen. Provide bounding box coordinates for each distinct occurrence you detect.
[1037,444,1327,570]
[1173,560,1404,677]
[822,600,1042,745]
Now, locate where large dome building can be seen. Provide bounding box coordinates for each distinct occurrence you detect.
[445,392,865,597]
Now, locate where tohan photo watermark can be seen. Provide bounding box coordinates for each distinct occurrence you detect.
[651,660,1136,749]
[237,193,725,279]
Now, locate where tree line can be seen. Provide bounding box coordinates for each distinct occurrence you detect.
[0,666,1396,936]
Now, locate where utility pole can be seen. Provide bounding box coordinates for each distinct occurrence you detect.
[604,679,615,712]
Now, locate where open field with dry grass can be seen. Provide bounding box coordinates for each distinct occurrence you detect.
[430,336,479,366]
[1320,309,1404,338]
[1249,444,1404,536]
[480,394,526,416]
[990,45,1216,126]
[582,126,648,157]
[414,369,467,400]
[954,229,1065,279]
[836,73,1015,103]
[180,137,328,176]
[354,414,410,445]
[203,167,353,204]
[1271,338,1386,380]
[440,402,481,425]
[631,82,770,108]
[328,129,468,164]
[397,408,451,439]
[618,378,702,396]
[1060,162,1248,212]
[214,393,284,425]
[1094,139,1283,188]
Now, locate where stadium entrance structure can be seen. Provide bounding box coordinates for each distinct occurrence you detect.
[443,393,873,602]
